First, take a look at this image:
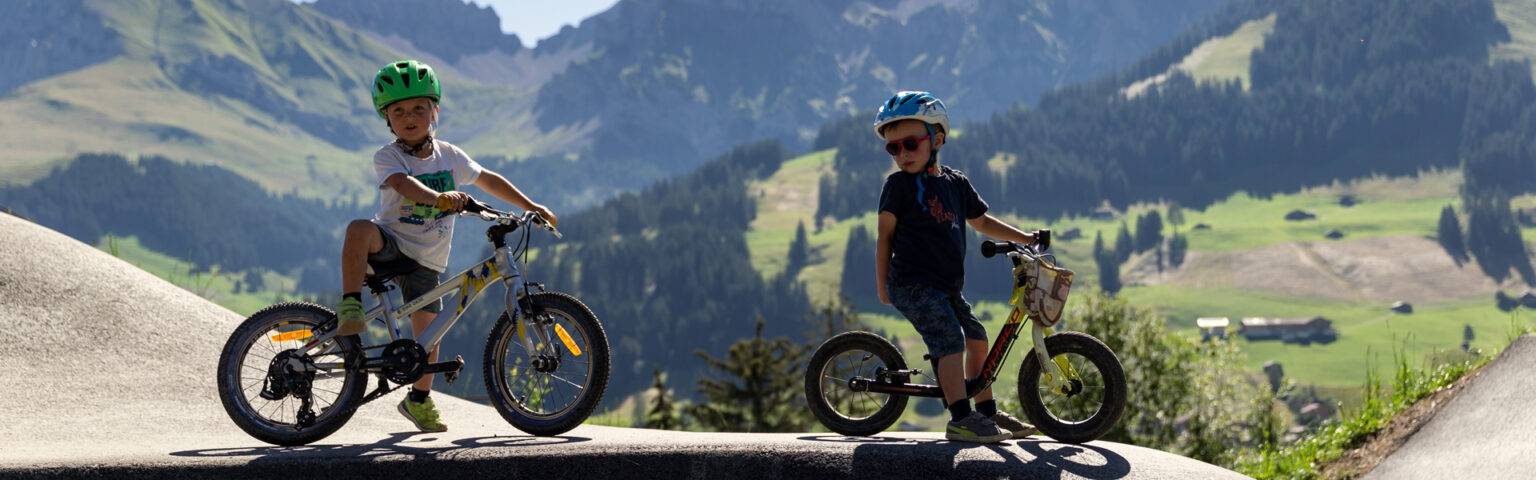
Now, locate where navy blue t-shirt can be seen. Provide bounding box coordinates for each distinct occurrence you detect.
[879,165,989,294]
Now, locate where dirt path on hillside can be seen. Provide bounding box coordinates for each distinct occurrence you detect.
[1124,235,1511,303]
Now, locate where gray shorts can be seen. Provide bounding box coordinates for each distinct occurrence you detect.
[368,225,443,313]
[887,281,987,358]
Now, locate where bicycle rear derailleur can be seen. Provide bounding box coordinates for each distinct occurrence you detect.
[261,349,319,428]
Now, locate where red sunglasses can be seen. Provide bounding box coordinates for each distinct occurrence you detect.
[884,134,931,156]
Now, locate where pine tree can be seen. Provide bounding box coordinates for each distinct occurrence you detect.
[1464,192,1531,281]
[786,220,810,277]
[1093,231,1106,262]
[1168,233,1189,267]
[687,317,811,432]
[839,225,877,306]
[1437,205,1468,261]
[1134,211,1164,253]
[1114,221,1134,263]
[1097,249,1123,294]
[809,294,863,342]
[815,175,832,232]
[644,369,680,430]
[1167,203,1186,234]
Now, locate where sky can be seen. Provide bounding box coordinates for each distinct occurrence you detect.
[292,0,620,48]
[473,0,620,47]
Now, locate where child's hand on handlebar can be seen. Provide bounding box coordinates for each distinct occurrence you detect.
[530,203,558,227]
[434,191,473,213]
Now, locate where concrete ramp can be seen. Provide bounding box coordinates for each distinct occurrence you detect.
[1365,335,1536,479]
[0,212,1249,479]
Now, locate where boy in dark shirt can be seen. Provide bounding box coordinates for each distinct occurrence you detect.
[873,91,1039,443]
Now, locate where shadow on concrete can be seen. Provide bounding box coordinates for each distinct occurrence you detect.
[170,433,590,462]
[797,435,1132,479]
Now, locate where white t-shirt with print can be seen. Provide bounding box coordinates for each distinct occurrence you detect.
[369,139,484,273]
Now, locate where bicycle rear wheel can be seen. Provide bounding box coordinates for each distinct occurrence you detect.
[804,331,909,437]
[216,302,366,446]
[1017,331,1126,444]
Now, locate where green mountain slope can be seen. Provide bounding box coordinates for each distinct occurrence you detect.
[745,0,1536,410]
[0,0,539,200]
[3,0,1232,205]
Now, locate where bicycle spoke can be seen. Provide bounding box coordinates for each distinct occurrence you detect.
[548,373,585,390]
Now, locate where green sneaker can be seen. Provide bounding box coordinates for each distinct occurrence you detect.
[991,411,1038,439]
[335,297,364,336]
[946,412,1012,443]
[398,397,448,433]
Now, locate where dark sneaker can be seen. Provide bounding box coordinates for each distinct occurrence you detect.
[335,297,364,336]
[991,411,1038,439]
[397,397,448,433]
[946,412,1012,443]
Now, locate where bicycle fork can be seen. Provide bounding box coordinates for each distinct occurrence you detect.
[1032,322,1081,395]
[497,247,557,362]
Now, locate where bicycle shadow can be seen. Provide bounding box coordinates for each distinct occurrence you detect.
[798,435,1132,479]
[170,432,590,463]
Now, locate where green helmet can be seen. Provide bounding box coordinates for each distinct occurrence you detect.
[371,60,441,119]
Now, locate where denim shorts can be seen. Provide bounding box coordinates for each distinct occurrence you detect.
[368,225,443,313]
[887,281,987,358]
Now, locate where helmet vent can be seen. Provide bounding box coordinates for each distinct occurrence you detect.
[417,68,428,81]
[400,72,411,88]
[375,81,384,93]
[380,75,394,86]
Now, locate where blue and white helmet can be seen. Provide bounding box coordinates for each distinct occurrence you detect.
[872,91,949,139]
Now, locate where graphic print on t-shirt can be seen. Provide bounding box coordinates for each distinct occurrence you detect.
[396,170,456,226]
[926,194,957,226]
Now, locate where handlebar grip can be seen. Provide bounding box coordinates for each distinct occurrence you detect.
[981,240,1013,258]
[462,198,487,213]
[1036,229,1051,252]
[463,198,505,216]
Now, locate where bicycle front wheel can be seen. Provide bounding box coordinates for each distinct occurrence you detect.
[483,292,610,436]
[1017,331,1127,444]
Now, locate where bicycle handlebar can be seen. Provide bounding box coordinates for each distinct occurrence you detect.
[980,229,1050,258]
[461,197,562,239]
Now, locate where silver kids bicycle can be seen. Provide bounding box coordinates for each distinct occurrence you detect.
[217,198,609,446]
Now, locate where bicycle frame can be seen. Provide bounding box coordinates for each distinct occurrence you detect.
[858,252,1079,399]
[293,214,556,371]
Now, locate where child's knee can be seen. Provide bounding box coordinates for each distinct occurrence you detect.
[345,219,376,239]
[345,219,384,252]
[918,327,968,358]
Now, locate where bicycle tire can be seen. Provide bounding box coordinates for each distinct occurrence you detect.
[1017,331,1127,444]
[804,331,909,437]
[483,291,610,436]
[217,302,367,446]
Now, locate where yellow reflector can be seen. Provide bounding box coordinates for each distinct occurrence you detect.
[554,324,582,357]
[271,329,313,342]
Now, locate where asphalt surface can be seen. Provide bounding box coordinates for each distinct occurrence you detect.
[0,212,1249,479]
[1364,334,1536,479]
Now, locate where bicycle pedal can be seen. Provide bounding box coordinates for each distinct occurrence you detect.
[424,355,465,383]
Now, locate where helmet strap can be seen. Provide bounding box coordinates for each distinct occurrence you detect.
[396,133,435,157]
[914,123,939,209]
[923,123,939,175]
[387,109,438,157]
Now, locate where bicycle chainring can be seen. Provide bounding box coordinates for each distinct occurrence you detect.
[380,339,428,385]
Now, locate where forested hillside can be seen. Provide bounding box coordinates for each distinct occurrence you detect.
[820,0,1521,220]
